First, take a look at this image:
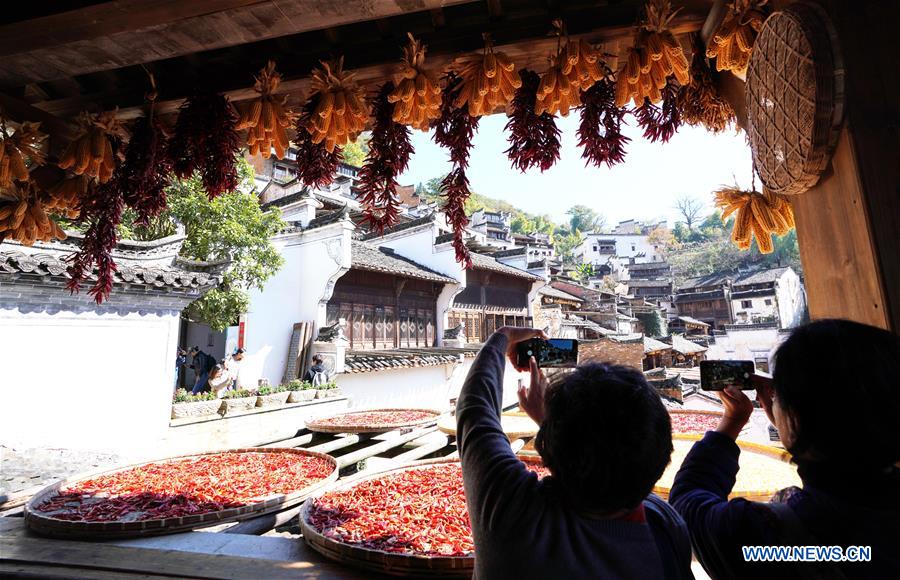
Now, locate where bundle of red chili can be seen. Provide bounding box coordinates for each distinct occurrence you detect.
[633,79,682,143]
[306,462,549,557]
[669,411,722,434]
[312,410,435,429]
[35,452,333,523]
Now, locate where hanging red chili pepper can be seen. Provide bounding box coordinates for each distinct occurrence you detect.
[358,83,414,234]
[120,114,171,226]
[633,79,682,143]
[577,73,631,168]
[504,69,561,173]
[433,74,479,268]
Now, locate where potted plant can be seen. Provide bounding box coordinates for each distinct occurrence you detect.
[286,379,318,403]
[315,381,342,399]
[171,389,223,420]
[256,385,290,408]
[220,389,258,414]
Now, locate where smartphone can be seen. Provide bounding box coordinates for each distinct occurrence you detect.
[700,360,755,390]
[516,338,578,368]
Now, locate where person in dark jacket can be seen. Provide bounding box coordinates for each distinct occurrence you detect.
[670,319,900,579]
[189,346,215,395]
[456,327,693,580]
[304,354,328,385]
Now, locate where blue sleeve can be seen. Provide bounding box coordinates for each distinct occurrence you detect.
[456,333,539,536]
[669,432,779,578]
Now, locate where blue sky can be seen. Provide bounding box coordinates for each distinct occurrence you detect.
[397,112,754,228]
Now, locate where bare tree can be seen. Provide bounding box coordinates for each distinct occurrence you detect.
[674,196,704,230]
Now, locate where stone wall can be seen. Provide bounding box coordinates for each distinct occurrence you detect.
[578,337,644,370]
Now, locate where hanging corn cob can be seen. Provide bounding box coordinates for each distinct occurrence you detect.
[715,185,794,254]
[306,58,368,153]
[45,175,89,218]
[677,35,736,133]
[57,111,127,183]
[389,34,442,131]
[0,119,47,188]
[0,181,66,245]
[615,0,690,107]
[451,36,521,117]
[237,61,294,159]
[561,39,607,93]
[706,0,768,75]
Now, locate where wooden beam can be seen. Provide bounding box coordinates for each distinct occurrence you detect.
[32,11,705,121]
[0,0,480,86]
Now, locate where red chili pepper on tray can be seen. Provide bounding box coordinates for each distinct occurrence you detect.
[314,410,435,429]
[669,412,721,434]
[35,452,332,523]
[307,462,548,557]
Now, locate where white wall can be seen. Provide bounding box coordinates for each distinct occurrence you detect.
[705,327,788,370]
[776,270,806,329]
[338,358,528,411]
[576,233,661,266]
[0,309,180,458]
[242,222,351,387]
[731,295,778,323]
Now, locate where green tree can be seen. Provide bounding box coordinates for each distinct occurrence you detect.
[123,159,285,330]
[511,214,535,234]
[554,228,583,265]
[341,134,371,167]
[566,205,605,234]
[635,311,666,337]
[574,263,595,283]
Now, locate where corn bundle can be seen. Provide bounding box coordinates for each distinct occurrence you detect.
[451,39,521,117]
[238,61,294,159]
[715,186,794,254]
[0,120,47,188]
[677,35,736,133]
[706,0,768,75]
[57,111,126,183]
[305,58,368,153]
[535,51,582,117]
[389,34,442,131]
[45,175,90,218]
[560,39,608,92]
[615,0,690,107]
[0,182,66,245]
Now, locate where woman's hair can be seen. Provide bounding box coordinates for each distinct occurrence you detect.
[535,363,673,511]
[773,319,899,469]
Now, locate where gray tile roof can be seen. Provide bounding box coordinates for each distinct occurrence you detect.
[539,285,584,302]
[360,213,436,240]
[733,267,791,286]
[644,336,673,353]
[678,272,731,290]
[344,347,478,373]
[676,315,710,327]
[470,252,542,281]
[626,279,672,288]
[350,241,456,283]
[490,247,527,258]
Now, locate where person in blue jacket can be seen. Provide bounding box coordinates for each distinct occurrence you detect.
[456,326,693,579]
[670,319,899,579]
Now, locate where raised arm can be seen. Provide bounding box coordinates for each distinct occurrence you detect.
[456,328,544,534]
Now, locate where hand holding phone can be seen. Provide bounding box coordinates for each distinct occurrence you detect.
[516,338,579,369]
[700,360,755,391]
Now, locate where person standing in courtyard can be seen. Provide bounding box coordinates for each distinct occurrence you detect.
[224,348,246,391]
[189,346,215,395]
[456,326,693,579]
[304,354,329,386]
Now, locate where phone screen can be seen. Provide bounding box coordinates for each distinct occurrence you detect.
[517,338,578,368]
[700,360,755,390]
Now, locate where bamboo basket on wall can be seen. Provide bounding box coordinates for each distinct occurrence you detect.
[745,1,844,195]
[24,448,338,540]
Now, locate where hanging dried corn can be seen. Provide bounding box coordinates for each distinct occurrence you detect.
[706,0,768,76]
[238,61,294,159]
[57,111,127,184]
[168,90,241,199]
[577,65,630,168]
[292,99,343,190]
[714,185,794,254]
[358,83,414,233]
[535,51,581,117]
[677,35,736,133]
[451,36,521,118]
[306,58,368,153]
[633,78,682,142]
[434,74,479,268]
[615,0,690,107]
[0,181,67,245]
[504,69,561,172]
[45,175,89,218]
[0,118,47,188]
[563,39,608,93]
[389,34,442,131]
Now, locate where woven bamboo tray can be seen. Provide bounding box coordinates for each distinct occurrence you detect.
[305,408,441,434]
[653,434,799,502]
[300,456,545,577]
[437,412,538,441]
[24,447,338,540]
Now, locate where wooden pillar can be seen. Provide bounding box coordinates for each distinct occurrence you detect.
[394,279,406,348]
[791,0,898,330]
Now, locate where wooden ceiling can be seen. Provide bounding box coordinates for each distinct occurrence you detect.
[0,0,714,131]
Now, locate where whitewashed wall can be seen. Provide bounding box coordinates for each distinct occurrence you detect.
[0,309,180,457]
[776,270,807,329]
[242,221,351,387]
[338,358,528,412]
[576,233,660,266]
